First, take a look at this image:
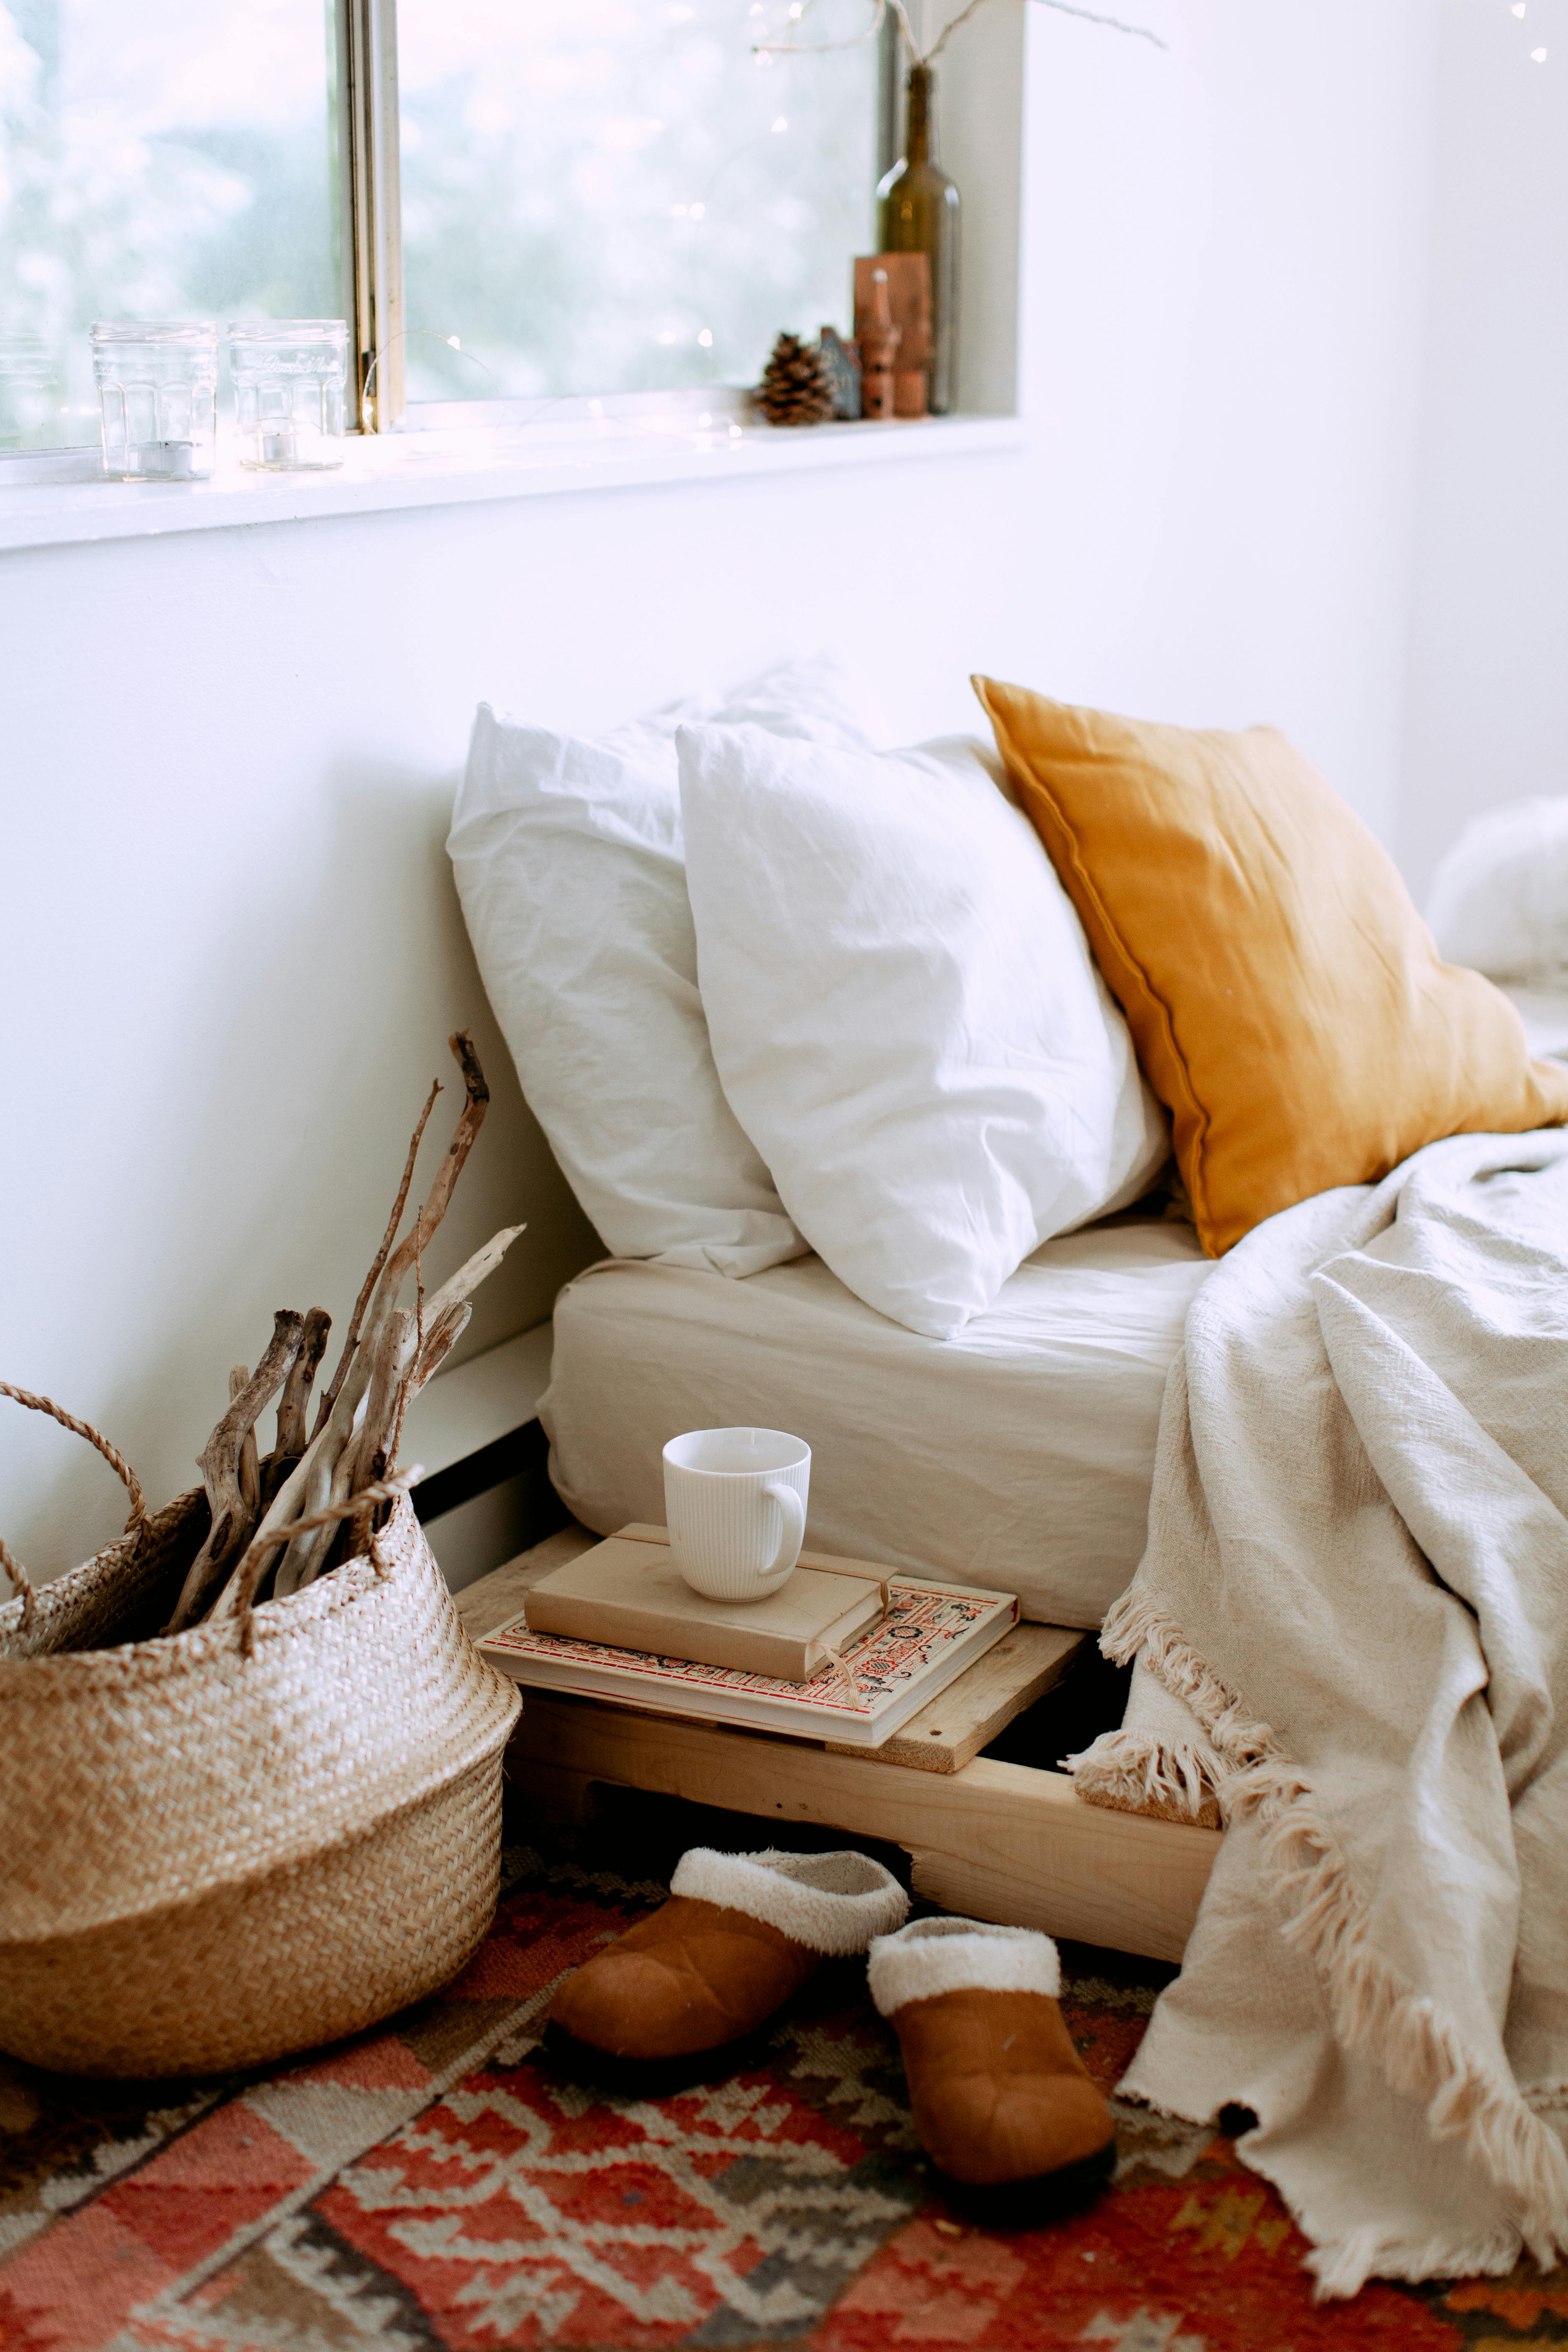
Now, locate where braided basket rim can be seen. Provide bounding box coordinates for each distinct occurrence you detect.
[0,1489,426,1692]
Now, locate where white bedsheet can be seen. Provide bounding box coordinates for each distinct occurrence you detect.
[1506,983,1568,1061]
[540,1215,1211,1629]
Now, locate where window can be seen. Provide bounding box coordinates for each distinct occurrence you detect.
[0,0,339,450]
[396,0,877,409]
[0,0,883,451]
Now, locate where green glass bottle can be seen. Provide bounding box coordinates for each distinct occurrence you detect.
[876,62,960,415]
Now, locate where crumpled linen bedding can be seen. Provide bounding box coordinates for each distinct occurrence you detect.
[1073,1129,1568,2297]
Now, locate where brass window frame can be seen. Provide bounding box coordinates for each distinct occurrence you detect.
[338,0,404,432]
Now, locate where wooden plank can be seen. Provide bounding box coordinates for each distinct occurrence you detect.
[457,1522,598,1641]
[824,1622,1085,1773]
[510,1689,1220,1964]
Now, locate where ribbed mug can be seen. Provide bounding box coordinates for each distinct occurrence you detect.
[662,1427,811,1602]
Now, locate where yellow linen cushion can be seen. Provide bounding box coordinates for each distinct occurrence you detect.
[973,677,1568,1256]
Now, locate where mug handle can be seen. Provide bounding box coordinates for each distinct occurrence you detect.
[761,1480,805,1581]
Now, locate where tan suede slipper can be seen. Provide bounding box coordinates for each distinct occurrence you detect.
[543,1846,909,2092]
[869,1916,1116,2222]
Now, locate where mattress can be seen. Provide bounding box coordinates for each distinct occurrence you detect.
[540,1215,1211,1629]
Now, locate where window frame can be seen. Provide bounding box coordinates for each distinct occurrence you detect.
[0,0,904,465]
[349,0,903,434]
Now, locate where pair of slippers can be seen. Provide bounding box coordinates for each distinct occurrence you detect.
[541,1845,1116,2221]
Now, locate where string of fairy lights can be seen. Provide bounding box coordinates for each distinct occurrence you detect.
[1509,0,1549,65]
[381,0,1548,416]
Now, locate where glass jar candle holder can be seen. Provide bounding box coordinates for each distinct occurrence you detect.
[227,320,348,470]
[90,322,217,480]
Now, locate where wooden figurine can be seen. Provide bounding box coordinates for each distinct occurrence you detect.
[854,253,932,419]
[857,268,901,421]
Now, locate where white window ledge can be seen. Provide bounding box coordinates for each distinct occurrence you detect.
[0,410,1024,555]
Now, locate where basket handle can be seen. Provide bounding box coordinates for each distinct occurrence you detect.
[0,1384,149,1635]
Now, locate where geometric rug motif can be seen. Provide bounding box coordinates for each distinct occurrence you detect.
[3,1841,1567,2349]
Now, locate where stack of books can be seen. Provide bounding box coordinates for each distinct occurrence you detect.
[478,1527,1018,1751]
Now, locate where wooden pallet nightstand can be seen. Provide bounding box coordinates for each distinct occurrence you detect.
[458,1524,1220,1965]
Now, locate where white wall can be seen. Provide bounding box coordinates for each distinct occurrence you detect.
[1,0,1439,1578]
[1398,0,1568,900]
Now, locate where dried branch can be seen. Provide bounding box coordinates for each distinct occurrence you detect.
[232,1367,260,1518]
[167,1312,304,1631]
[312,1078,440,1440]
[194,1041,515,1628]
[207,1409,338,1622]
[277,1306,331,1459]
[928,0,1166,58]
[415,1223,524,1345]
[366,1034,489,1338]
[269,1341,377,1599]
[409,1299,472,1401]
[753,0,1165,65]
[344,1308,414,1536]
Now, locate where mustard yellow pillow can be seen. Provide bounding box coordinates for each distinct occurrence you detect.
[974,677,1568,1256]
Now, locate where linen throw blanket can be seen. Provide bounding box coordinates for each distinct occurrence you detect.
[1073,1129,1568,2298]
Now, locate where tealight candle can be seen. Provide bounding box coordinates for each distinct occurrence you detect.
[228,321,348,472]
[91,323,217,481]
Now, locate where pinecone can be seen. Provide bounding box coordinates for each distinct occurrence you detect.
[756,333,835,428]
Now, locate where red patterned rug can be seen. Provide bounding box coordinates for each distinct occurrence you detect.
[3,1827,1564,2350]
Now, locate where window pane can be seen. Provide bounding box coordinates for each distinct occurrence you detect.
[0,0,339,450]
[396,0,878,404]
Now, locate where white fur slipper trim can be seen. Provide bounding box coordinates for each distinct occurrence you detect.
[670,1847,909,1955]
[867,1917,1061,2015]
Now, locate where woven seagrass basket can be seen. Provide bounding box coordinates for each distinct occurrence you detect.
[0,1480,520,2078]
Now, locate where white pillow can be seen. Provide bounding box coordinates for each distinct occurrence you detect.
[447,654,883,1276]
[1427,796,1568,985]
[677,725,1170,1338]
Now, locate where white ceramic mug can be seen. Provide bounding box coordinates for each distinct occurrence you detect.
[662,1427,811,1602]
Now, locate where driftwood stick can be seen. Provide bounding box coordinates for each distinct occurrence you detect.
[270,1343,375,1599]
[365,1034,489,1341]
[339,1308,412,1566]
[311,1037,492,1530]
[413,1224,524,1347]
[278,1307,331,1458]
[232,1367,260,1518]
[167,1312,304,1631]
[410,1299,472,1399]
[206,1404,342,1623]
[217,1225,520,1616]
[258,1304,331,1509]
[313,1078,441,1440]
[348,1309,412,1517]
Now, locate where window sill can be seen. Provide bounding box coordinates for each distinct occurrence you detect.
[0,412,1024,555]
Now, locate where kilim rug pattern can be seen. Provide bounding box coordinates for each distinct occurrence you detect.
[3,1835,1566,2351]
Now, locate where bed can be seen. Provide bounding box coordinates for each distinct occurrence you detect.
[539,1210,1211,1631]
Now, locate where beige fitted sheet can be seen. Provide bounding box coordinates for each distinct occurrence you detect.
[539,1215,1210,1629]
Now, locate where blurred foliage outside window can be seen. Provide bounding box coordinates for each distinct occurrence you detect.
[0,0,875,448]
[0,0,337,448]
[397,0,876,405]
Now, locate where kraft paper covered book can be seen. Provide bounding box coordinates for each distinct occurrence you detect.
[482,1550,1019,1750]
[521,1533,886,1680]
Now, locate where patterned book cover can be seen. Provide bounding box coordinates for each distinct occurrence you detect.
[482,1578,1017,1735]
